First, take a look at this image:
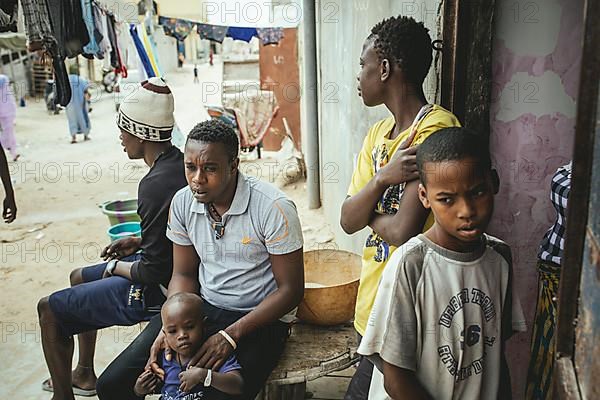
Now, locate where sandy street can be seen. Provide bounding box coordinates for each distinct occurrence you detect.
[0,62,336,399]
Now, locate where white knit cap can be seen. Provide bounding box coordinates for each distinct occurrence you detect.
[116,77,175,141]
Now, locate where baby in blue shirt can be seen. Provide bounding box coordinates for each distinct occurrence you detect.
[134,293,243,399]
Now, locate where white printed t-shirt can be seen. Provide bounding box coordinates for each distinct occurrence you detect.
[358,234,527,400]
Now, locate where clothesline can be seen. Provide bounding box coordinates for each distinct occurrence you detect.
[17,0,167,105]
[158,16,285,45]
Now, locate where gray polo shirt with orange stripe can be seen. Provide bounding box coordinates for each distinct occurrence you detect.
[166,172,304,312]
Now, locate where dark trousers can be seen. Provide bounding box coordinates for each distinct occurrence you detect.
[96,302,289,400]
[344,333,373,400]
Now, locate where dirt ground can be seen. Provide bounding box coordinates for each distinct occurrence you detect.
[0,62,343,399]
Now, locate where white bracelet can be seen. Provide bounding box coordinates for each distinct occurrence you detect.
[203,369,212,387]
[218,330,237,350]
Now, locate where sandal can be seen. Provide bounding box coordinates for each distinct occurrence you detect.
[41,377,97,397]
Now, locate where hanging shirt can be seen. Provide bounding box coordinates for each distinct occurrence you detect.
[257,28,284,45]
[195,23,228,43]
[226,27,258,43]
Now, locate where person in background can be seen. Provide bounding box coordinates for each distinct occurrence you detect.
[0,74,19,161]
[525,162,572,400]
[0,142,16,223]
[65,65,91,144]
[193,64,199,84]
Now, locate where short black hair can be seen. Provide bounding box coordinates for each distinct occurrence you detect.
[417,127,492,185]
[187,120,239,162]
[369,16,433,86]
[162,292,204,319]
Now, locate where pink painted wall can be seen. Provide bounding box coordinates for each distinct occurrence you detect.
[489,0,583,397]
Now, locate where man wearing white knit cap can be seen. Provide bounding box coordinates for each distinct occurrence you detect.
[38,77,187,400]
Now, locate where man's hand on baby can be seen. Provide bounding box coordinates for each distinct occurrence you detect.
[134,369,160,396]
[189,332,233,371]
[179,367,205,392]
[146,329,171,380]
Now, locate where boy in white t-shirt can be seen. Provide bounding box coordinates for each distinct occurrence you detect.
[358,127,527,400]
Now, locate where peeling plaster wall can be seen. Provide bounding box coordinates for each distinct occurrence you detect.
[317,0,443,254]
[489,0,584,396]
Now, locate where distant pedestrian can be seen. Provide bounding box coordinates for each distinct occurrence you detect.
[193,64,199,84]
[0,74,19,161]
[65,65,91,144]
[209,47,214,66]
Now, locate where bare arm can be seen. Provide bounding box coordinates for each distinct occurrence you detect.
[224,248,304,341]
[167,243,201,296]
[341,146,418,234]
[368,180,429,247]
[382,361,432,400]
[147,243,200,377]
[211,370,243,395]
[190,249,304,370]
[340,176,388,234]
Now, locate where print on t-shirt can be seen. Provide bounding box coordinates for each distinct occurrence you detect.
[437,287,499,382]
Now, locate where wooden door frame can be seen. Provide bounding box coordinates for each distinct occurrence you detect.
[554,0,600,397]
[441,0,495,137]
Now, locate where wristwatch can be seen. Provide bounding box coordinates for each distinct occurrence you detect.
[105,259,118,276]
[203,369,212,387]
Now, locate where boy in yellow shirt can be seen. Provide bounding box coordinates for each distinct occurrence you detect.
[340,15,460,399]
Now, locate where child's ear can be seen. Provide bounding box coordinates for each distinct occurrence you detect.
[418,183,431,208]
[380,59,391,82]
[491,169,500,194]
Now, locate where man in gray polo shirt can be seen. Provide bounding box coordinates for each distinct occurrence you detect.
[96,120,305,400]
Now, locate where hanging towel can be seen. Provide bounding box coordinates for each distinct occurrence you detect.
[129,23,155,78]
[195,23,228,43]
[226,26,257,43]
[257,28,284,45]
[158,16,193,41]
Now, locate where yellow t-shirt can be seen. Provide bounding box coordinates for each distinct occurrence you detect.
[347,104,461,335]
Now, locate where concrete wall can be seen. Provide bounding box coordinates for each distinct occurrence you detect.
[489,0,583,396]
[316,0,442,252]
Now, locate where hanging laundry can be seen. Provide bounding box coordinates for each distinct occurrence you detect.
[257,28,284,45]
[116,20,136,75]
[129,24,155,78]
[21,0,71,105]
[226,27,258,43]
[94,4,109,60]
[195,23,228,43]
[45,0,90,58]
[158,16,193,41]
[0,0,18,32]
[20,0,56,51]
[81,0,100,55]
[105,13,120,69]
[138,24,163,77]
